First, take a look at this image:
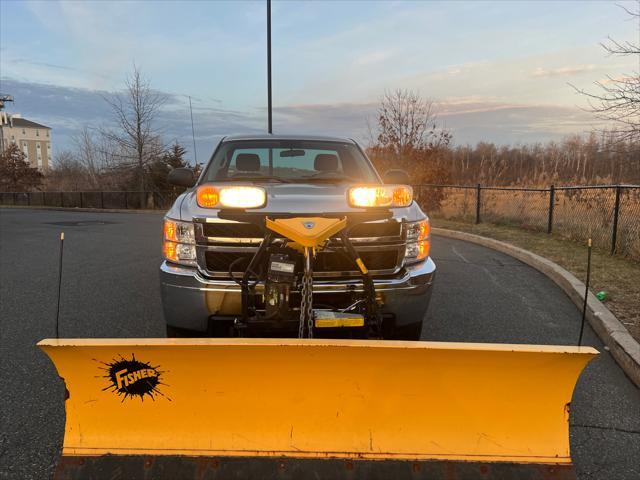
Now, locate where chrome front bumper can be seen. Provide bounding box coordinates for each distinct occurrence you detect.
[160,258,436,332]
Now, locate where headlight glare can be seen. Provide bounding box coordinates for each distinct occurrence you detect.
[393,186,413,207]
[197,185,266,209]
[219,186,266,209]
[347,185,413,208]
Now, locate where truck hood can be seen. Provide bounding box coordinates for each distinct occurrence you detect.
[173,183,424,221]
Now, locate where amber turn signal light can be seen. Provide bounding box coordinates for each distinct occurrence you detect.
[197,186,220,208]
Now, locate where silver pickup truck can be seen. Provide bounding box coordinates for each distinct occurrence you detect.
[160,134,435,340]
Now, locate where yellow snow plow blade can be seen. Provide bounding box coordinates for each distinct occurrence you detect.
[39,338,596,478]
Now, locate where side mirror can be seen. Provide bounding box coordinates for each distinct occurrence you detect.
[382,169,410,185]
[168,168,196,188]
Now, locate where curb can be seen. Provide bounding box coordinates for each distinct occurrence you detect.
[0,205,165,215]
[433,227,640,388]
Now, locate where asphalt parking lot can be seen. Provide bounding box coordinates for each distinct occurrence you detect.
[0,208,638,480]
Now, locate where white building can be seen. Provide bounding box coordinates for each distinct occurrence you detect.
[0,112,52,170]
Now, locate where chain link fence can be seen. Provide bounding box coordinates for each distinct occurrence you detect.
[416,184,640,261]
[2,185,639,260]
[0,191,179,211]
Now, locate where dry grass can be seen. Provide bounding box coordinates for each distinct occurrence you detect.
[417,187,640,260]
[432,218,640,342]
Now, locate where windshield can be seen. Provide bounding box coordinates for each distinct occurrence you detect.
[202,140,379,184]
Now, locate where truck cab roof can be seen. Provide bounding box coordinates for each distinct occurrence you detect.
[221,134,357,144]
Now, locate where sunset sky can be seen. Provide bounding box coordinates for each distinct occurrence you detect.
[1,0,638,162]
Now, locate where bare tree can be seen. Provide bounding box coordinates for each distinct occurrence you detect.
[439,133,639,186]
[366,89,452,192]
[572,2,640,144]
[369,89,451,158]
[73,127,102,188]
[101,65,166,194]
[46,150,87,191]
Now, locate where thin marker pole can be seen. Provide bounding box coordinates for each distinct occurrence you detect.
[188,95,198,165]
[578,238,592,346]
[267,0,273,133]
[55,232,65,338]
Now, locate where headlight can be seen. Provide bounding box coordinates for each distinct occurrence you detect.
[163,219,196,266]
[405,219,430,263]
[197,185,266,209]
[347,185,413,208]
[164,218,195,244]
[406,219,430,242]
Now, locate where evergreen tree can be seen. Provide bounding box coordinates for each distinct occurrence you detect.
[0,144,44,192]
[164,143,188,169]
[147,142,189,191]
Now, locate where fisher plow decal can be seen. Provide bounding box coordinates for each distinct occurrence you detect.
[99,354,170,402]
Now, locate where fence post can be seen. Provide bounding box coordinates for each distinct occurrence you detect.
[611,185,621,255]
[79,192,84,208]
[100,191,104,209]
[60,192,64,208]
[547,185,555,234]
[125,191,129,209]
[27,192,31,206]
[475,184,481,224]
[13,192,17,205]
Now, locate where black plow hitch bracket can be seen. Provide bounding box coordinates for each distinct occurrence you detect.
[217,210,392,338]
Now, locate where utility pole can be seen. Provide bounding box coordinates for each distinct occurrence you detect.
[0,94,14,152]
[267,0,273,134]
[188,95,198,165]
[0,94,14,111]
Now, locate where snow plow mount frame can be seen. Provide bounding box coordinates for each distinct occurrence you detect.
[217,210,393,336]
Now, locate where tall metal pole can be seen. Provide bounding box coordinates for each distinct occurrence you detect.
[188,95,198,165]
[55,232,65,338]
[267,0,273,134]
[578,238,592,346]
[475,184,481,224]
[611,185,621,255]
[547,184,555,234]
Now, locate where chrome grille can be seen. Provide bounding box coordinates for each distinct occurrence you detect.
[195,219,405,278]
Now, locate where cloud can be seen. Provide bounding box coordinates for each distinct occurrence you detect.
[1,78,606,164]
[435,102,601,144]
[355,50,396,66]
[0,78,263,163]
[14,1,260,94]
[7,59,77,72]
[273,99,602,145]
[7,0,637,119]
[273,102,377,139]
[532,65,597,78]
